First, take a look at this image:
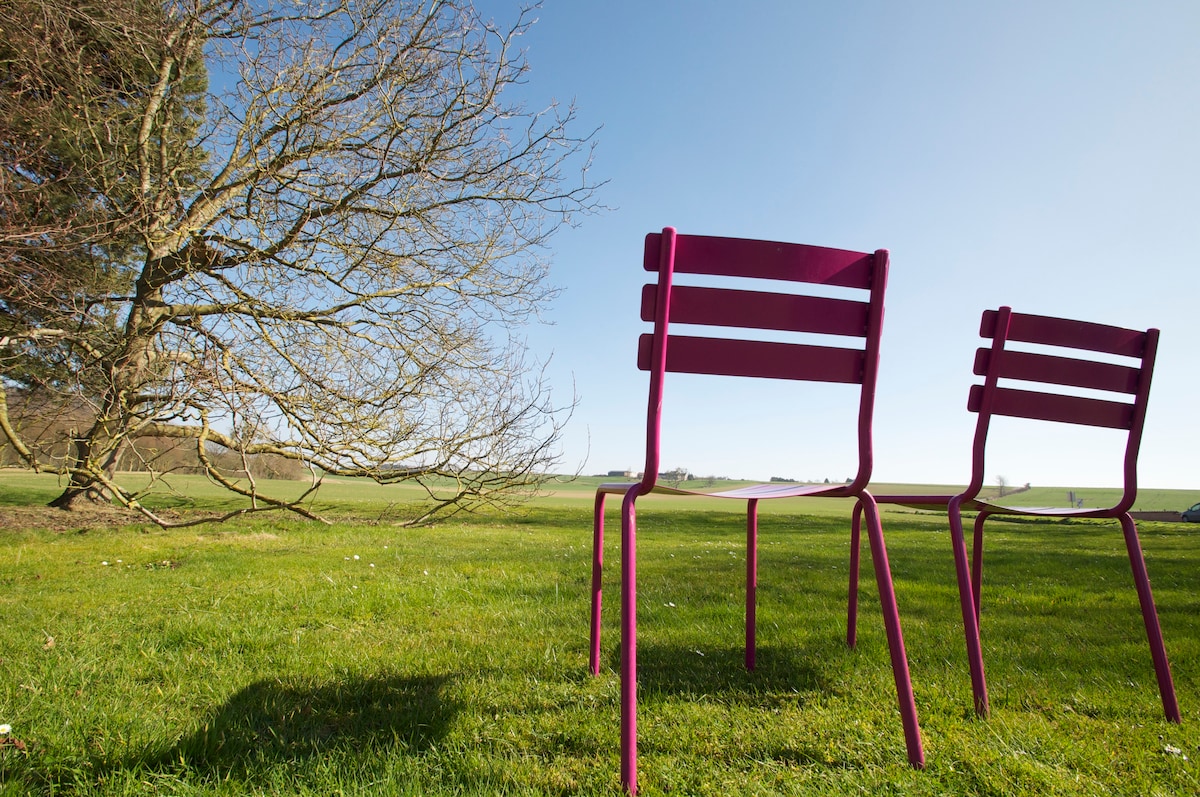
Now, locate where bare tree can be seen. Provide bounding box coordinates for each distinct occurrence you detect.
[1,0,599,525]
[663,467,689,487]
[996,474,1009,498]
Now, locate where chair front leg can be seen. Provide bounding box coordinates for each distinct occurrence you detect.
[590,491,608,676]
[1119,513,1181,723]
[949,499,989,717]
[620,486,641,794]
[860,496,924,768]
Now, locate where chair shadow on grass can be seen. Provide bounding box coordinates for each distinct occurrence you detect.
[613,641,890,769]
[621,642,832,705]
[138,672,456,777]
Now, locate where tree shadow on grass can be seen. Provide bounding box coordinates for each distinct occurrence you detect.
[143,672,457,776]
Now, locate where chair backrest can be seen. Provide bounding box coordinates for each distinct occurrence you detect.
[635,227,889,494]
[964,306,1159,512]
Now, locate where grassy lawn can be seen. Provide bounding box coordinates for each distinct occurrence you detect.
[1,473,1199,794]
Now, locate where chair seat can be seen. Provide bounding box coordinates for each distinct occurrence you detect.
[969,499,1121,518]
[598,481,857,500]
[869,494,1123,519]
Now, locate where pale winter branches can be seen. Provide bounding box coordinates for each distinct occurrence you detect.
[0,0,599,524]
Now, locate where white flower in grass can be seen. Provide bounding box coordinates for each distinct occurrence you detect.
[0,724,10,735]
[353,555,360,560]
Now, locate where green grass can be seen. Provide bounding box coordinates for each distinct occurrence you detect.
[2,476,1200,795]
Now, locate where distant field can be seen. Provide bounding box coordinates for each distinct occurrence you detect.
[2,469,1194,521]
[0,469,431,514]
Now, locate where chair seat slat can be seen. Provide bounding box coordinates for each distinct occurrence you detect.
[641,284,870,337]
[638,333,865,383]
[973,349,1142,394]
[967,384,1134,429]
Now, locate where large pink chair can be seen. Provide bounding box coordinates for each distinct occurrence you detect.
[589,227,924,794]
[850,306,1179,723]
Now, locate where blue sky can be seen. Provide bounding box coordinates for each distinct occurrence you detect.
[498,1,1199,491]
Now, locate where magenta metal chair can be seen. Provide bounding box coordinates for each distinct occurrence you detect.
[850,306,1179,724]
[590,227,924,795]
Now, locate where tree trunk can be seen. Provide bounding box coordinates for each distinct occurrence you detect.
[47,421,128,511]
[48,482,111,510]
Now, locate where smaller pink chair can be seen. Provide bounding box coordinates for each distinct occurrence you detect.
[590,228,923,795]
[850,306,1180,723]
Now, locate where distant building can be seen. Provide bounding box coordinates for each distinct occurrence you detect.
[607,469,636,478]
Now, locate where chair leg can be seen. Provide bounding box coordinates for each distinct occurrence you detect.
[746,498,759,671]
[848,501,863,649]
[620,487,640,795]
[971,511,988,625]
[860,497,925,768]
[590,491,608,676]
[1119,513,1181,723]
[949,500,989,717]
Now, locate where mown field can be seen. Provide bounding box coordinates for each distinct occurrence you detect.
[4,471,1194,519]
[1,471,1199,795]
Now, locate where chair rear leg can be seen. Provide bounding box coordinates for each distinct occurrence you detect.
[848,501,863,648]
[950,501,989,717]
[971,511,988,624]
[860,498,924,768]
[1119,513,1181,723]
[746,499,759,671]
[590,492,608,676]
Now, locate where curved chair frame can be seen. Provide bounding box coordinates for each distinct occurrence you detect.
[589,227,924,794]
[850,306,1179,724]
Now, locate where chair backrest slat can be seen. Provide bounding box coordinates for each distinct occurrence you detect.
[973,349,1142,394]
[645,231,876,288]
[639,334,866,383]
[968,384,1134,429]
[980,309,1147,357]
[641,285,870,337]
